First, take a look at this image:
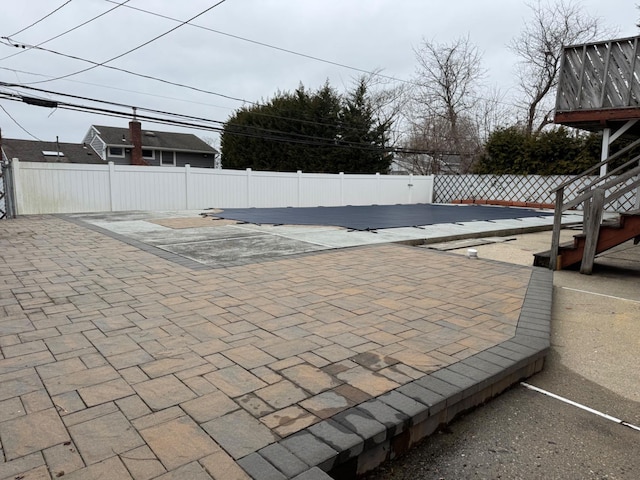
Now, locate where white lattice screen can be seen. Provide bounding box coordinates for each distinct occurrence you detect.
[434,175,638,212]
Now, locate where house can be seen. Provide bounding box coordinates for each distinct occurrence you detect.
[1,138,104,164]
[83,122,219,168]
[2,121,220,168]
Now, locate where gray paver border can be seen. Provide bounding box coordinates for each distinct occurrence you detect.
[237,267,552,479]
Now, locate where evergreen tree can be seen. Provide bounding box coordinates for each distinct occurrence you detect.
[221,80,392,173]
[474,126,603,175]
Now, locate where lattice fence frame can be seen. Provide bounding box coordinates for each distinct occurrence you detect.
[434,174,638,212]
[1,150,7,219]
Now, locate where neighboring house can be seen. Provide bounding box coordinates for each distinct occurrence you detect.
[83,122,218,168]
[1,139,104,164]
[2,121,219,168]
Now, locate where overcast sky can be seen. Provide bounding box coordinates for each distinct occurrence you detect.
[1,0,638,145]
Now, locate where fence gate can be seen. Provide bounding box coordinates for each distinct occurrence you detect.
[1,156,16,219]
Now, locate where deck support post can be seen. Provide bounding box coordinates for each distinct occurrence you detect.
[550,187,564,271]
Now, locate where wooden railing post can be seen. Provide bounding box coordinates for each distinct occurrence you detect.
[550,187,564,270]
[580,188,605,275]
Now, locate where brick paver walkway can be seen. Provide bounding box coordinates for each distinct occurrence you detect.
[0,216,532,479]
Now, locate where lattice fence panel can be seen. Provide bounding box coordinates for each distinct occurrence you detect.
[434,174,638,212]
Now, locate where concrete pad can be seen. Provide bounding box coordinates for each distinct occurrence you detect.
[157,235,329,265]
[125,225,263,247]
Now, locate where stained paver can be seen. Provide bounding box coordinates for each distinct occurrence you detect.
[0,215,550,478]
[0,407,70,460]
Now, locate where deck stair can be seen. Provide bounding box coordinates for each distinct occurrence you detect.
[534,210,640,269]
[534,135,640,274]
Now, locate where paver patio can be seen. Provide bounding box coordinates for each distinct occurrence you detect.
[0,215,549,479]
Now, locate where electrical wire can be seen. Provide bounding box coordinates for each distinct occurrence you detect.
[0,59,397,135]
[0,89,462,155]
[101,0,524,113]
[7,0,74,38]
[3,1,523,122]
[0,37,250,103]
[0,0,131,63]
[102,0,408,85]
[1,82,464,149]
[0,65,234,111]
[0,103,42,140]
[0,86,370,148]
[0,4,522,130]
[13,0,230,85]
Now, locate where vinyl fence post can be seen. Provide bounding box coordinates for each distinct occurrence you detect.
[108,161,116,212]
[246,168,252,207]
[408,174,414,204]
[185,164,191,210]
[340,172,344,206]
[9,158,20,216]
[376,172,381,204]
[297,170,302,207]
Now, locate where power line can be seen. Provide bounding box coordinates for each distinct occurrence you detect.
[0,55,394,135]
[0,0,131,63]
[7,0,74,38]
[0,81,225,126]
[0,65,235,111]
[102,0,409,85]
[3,2,524,118]
[0,103,42,140]
[0,82,496,151]
[2,81,413,145]
[0,89,455,155]
[7,0,230,85]
[100,0,529,114]
[0,84,371,148]
[0,37,250,103]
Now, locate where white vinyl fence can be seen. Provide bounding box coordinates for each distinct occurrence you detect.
[11,159,434,215]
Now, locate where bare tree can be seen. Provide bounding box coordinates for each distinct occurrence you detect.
[408,35,489,173]
[356,69,409,151]
[510,0,607,135]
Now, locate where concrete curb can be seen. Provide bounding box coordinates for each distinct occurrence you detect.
[237,267,552,479]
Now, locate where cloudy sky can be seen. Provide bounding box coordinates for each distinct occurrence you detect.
[1,0,638,146]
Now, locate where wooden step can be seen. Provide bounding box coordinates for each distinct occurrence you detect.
[533,212,640,270]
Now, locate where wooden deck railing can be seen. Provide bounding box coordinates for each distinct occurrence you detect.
[549,147,640,273]
[557,36,640,113]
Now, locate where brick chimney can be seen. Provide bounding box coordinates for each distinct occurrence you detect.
[129,119,144,165]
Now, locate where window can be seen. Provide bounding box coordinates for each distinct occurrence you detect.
[160,150,176,166]
[108,146,124,158]
[142,149,155,159]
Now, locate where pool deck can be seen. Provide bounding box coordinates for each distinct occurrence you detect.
[0,211,561,479]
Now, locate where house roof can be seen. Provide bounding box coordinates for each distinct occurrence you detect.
[91,125,218,153]
[1,139,105,164]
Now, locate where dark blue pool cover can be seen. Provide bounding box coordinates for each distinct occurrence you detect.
[209,203,552,231]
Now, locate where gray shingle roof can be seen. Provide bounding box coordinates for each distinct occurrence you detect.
[1,139,105,164]
[91,125,218,153]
